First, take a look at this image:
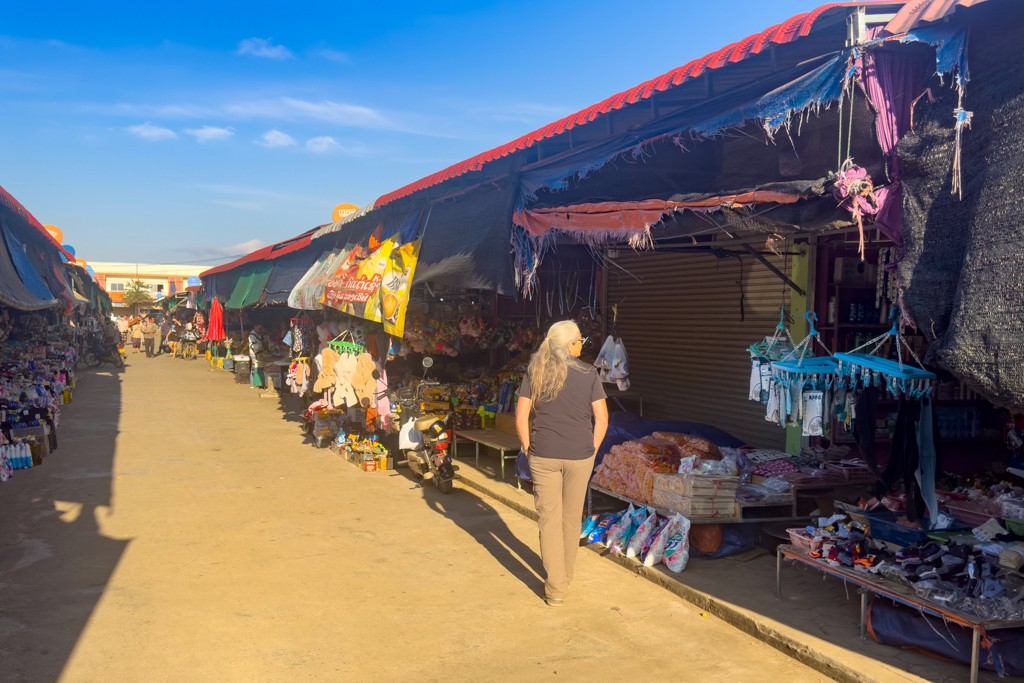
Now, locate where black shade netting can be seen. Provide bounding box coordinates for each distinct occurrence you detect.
[897,6,1024,410]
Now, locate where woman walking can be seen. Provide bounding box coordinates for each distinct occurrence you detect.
[515,320,608,606]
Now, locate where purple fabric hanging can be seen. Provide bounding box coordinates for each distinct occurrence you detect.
[857,48,932,261]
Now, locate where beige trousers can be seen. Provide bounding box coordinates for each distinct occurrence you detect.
[531,455,595,600]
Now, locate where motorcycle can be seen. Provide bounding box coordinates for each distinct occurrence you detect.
[397,358,455,494]
[83,333,126,369]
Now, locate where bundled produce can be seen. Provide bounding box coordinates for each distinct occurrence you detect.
[591,441,683,503]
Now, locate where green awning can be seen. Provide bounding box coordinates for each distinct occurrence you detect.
[224,261,274,309]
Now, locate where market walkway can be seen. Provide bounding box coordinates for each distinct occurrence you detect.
[0,354,832,683]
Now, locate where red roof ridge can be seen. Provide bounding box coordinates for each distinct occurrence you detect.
[373,2,893,209]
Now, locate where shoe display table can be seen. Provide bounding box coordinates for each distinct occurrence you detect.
[778,544,1024,683]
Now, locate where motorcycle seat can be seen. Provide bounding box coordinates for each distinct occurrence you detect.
[414,414,444,431]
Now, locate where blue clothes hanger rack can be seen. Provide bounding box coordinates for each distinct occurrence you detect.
[834,307,936,397]
[748,306,796,362]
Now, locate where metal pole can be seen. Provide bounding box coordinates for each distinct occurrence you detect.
[971,629,980,683]
[776,550,782,599]
[859,589,868,639]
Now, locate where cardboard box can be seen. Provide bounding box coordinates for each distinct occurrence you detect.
[360,460,377,472]
[495,412,517,436]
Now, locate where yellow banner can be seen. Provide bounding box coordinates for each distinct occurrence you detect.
[323,234,419,337]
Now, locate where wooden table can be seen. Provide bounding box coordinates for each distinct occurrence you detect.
[452,429,522,484]
[778,544,1024,683]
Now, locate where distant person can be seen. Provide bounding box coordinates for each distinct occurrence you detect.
[130,319,143,353]
[248,324,267,388]
[167,320,180,356]
[159,316,172,355]
[141,317,158,358]
[515,320,608,607]
[117,316,129,343]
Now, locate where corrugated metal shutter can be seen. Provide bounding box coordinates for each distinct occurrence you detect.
[606,250,792,448]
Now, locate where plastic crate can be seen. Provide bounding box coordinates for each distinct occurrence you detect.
[868,514,969,548]
[786,528,821,555]
[944,501,995,528]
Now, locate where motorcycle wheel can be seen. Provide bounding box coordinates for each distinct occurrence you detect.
[83,351,101,368]
[183,342,197,360]
[112,353,124,368]
[436,478,454,494]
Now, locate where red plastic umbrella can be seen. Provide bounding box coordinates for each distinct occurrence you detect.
[205,297,226,342]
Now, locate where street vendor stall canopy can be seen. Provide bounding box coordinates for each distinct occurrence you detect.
[303,0,990,299]
[201,228,322,309]
[0,183,84,311]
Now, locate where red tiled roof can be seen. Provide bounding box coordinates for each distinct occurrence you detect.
[373,2,895,208]
[200,229,319,277]
[885,0,990,33]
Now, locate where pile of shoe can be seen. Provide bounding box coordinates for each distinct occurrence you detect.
[885,541,1024,618]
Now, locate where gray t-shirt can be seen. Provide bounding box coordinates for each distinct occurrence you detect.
[518,362,607,460]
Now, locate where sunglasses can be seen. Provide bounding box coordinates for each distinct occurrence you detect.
[575,336,589,346]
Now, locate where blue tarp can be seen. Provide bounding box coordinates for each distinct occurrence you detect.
[595,411,745,467]
[2,225,55,302]
[518,52,848,207]
[261,247,322,305]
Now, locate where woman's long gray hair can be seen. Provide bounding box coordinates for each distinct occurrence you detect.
[526,320,582,404]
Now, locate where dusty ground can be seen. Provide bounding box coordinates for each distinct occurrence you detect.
[0,352,831,683]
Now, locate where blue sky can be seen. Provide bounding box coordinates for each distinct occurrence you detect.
[1,0,821,264]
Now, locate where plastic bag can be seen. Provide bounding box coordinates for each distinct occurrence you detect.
[594,336,616,374]
[603,504,634,550]
[581,514,605,539]
[610,505,647,554]
[644,515,675,567]
[641,516,670,565]
[587,510,623,544]
[678,455,696,475]
[664,513,693,573]
[627,509,659,559]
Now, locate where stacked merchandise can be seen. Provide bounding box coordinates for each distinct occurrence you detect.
[652,473,740,520]
[581,504,693,574]
[0,326,77,484]
[333,432,391,471]
[790,506,1024,621]
[591,432,725,505]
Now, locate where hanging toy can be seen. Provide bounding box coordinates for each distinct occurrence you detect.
[834,307,935,398]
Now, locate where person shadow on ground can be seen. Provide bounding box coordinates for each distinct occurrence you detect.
[397,466,546,598]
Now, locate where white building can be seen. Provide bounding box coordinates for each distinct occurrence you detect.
[90,262,209,310]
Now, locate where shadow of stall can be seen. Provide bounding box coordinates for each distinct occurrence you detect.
[0,364,130,683]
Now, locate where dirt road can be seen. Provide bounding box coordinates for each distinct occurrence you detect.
[0,353,830,683]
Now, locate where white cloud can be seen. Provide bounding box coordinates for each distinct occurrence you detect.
[305,136,340,153]
[237,38,294,59]
[209,200,265,211]
[184,125,235,142]
[255,129,294,147]
[125,122,176,141]
[181,239,270,259]
[318,49,350,64]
